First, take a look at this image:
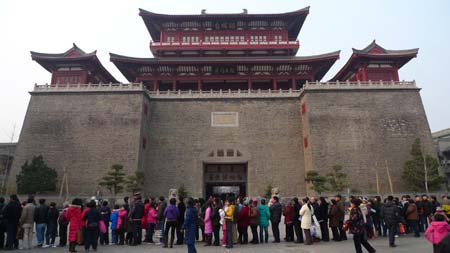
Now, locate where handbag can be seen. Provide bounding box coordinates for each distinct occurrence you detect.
[76,228,84,244]
[99,220,107,234]
[311,215,322,239]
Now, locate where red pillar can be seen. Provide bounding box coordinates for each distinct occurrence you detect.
[172,80,177,91]
[197,79,202,91]
[393,65,399,81]
[272,79,277,90]
[248,78,252,90]
[153,80,158,91]
[291,78,296,90]
[360,63,368,81]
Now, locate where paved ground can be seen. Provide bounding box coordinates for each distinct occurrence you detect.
[21,235,431,253]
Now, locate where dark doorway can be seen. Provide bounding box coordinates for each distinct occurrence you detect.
[204,163,247,200]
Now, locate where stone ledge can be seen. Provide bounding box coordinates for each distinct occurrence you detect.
[304,80,418,90]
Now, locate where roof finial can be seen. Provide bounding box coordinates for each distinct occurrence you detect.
[201,9,206,15]
[242,9,248,14]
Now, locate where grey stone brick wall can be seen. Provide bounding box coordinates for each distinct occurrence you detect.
[8,92,144,195]
[8,84,435,197]
[302,88,435,193]
[143,97,306,198]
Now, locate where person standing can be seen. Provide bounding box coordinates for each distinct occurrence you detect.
[336,195,347,241]
[99,200,111,245]
[238,198,250,244]
[224,197,236,249]
[421,195,432,231]
[130,193,145,246]
[249,200,259,244]
[300,197,314,245]
[109,204,120,245]
[146,203,158,243]
[57,202,69,247]
[45,202,59,247]
[157,196,167,244]
[66,198,82,253]
[269,196,282,243]
[34,198,49,247]
[211,197,221,246]
[182,198,198,253]
[116,205,128,245]
[283,201,294,242]
[329,199,341,241]
[142,198,150,243]
[19,198,35,250]
[372,196,383,237]
[83,200,101,252]
[176,196,186,245]
[203,200,213,246]
[292,197,304,243]
[346,199,376,253]
[163,198,179,248]
[318,197,330,242]
[0,197,6,250]
[4,195,21,250]
[258,198,270,244]
[381,195,401,247]
[425,213,450,253]
[406,199,420,237]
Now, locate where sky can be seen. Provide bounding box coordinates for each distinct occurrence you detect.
[0,0,449,142]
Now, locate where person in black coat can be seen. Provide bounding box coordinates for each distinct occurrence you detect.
[381,196,401,247]
[269,196,282,243]
[130,194,145,246]
[34,198,49,247]
[437,233,450,253]
[176,196,186,245]
[0,197,6,249]
[45,202,59,246]
[292,197,304,243]
[211,197,221,246]
[4,195,21,250]
[83,200,101,251]
[99,201,111,245]
[318,197,330,241]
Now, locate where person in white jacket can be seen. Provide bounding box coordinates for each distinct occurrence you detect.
[300,197,314,245]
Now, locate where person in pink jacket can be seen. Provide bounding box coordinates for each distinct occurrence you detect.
[204,200,213,246]
[425,213,450,253]
[116,205,128,245]
[146,203,158,243]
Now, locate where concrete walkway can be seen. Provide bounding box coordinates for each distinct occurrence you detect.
[22,235,431,253]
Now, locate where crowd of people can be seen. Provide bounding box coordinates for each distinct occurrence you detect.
[0,193,449,253]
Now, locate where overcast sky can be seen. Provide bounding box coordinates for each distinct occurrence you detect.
[0,0,449,142]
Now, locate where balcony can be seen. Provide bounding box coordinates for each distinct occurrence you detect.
[150,40,300,54]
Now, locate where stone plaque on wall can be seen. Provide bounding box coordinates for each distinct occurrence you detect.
[211,112,239,127]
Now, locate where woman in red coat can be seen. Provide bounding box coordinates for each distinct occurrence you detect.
[66,198,83,252]
[284,202,294,242]
[238,199,250,244]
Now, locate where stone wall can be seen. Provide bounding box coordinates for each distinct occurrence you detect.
[8,91,144,195]
[302,87,435,193]
[143,97,306,197]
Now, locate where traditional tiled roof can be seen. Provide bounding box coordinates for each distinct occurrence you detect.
[139,7,310,42]
[31,43,118,83]
[331,40,418,81]
[110,51,339,82]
